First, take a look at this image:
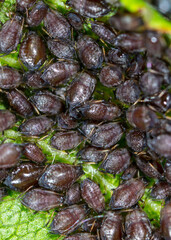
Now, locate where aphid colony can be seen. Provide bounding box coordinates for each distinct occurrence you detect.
[0,0,171,239]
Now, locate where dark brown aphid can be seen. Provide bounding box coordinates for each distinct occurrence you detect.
[100,211,123,240]
[0,169,8,183]
[79,100,121,122]
[7,89,34,117]
[91,21,116,45]
[26,1,48,27]
[77,146,106,163]
[126,54,145,78]
[126,129,146,152]
[136,155,161,179]
[66,0,110,18]
[116,80,140,104]
[0,187,7,200]
[139,72,163,96]
[0,110,16,132]
[160,201,171,240]
[0,16,23,54]
[82,217,102,234]
[114,33,145,52]
[125,210,152,240]
[4,162,44,191]
[151,181,171,200]
[65,183,81,205]
[21,188,64,211]
[145,31,162,58]
[50,204,87,234]
[0,143,21,168]
[23,143,46,163]
[47,39,76,59]
[109,13,143,31]
[31,91,64,116]
[19,116,54,136]
[25,71,48,89]
[44,9,71,39]
[38,163,83,192]
[126,105,158,131]
[51,131,83,150]
[0,66,22,89]
[17,0,36,12]
[99,65,123,87]
[108,48,130,67]
[19,32,46,70]
[66,12,83,30]
[90,122,123,149]
[110,179,145,209]
[41,61,80,87]
[76,35,103,69]
[58,112,79,130]
[100,148,131,175]
[165,161,171,184]
[66,72,96,108]
[121,164,137,180]
[65,233,97,240]
[81,178,105,213]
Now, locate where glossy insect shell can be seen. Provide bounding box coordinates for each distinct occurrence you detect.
[65,183,81,205]
[0,143,21,168]
[50,204,87,234]
[65,233,97,240]
[25,71,48,89]
[0,110,16,132]
[160,201,171,240]
[23,143,46,163]
[19,32,46,70]
[0,66,22,89]
[151,181,171,200]
[66,12,83,30]
[57,112,79,130]
[121,164,137,181]
[38,163,83,192]
[81,178,105,213]
[21,188,64,211]
[126,129,146,152]
[77,146,106,163]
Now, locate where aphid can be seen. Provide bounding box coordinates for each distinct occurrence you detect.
[7,89,34,117]
[151,181,171,200]
[25,71,48,89]
[0,110,16,132]
[82,217,102,233]
[47,39,76,59]
[0,169,8,182]
[66,0,110,18]
[126,54,145,78]
[145,31,162,58]
[41,61,80,87]
[0,16,23,54]
[77,146,107,163]
[76,35,103,69]
[51,131,83,150]
[23,143,46,163]
[78,100,121,122]
[126,129,146,152]
[139,72,163,96]
[0,187,7,200]
[21,188,64,211]
[26,1,48,27]
[99,65,124,87]
[114,33,145,52]
[165,161,171,183]
[0,143,21,168]
[108,48,130,67]
[17,0,36,12]
[90,122,123,149]
[38,163,83,192]
[66,72,96,108]
[100,148,131,175]
[57,112,79,130]
[4,163,44,191]
[81,178,105,213]
[66,12,83,30]
[100,211,123,240]
[31,91,64,116]
[91,21,116,45]
[121,164,137,180]
[65,233,97,240]
[0,66,22,89]
[126,105,158,131]
[65,183,81,205]
[150,92,171,112]
[50,204,87,234]
[19,32,46,70]
[125,210,152,240]
[160,201,171,240]
[136,155,162,179]
[116,80,140,104]
[44,9,71,39]
[110,179,145,209]
[109,13,143,31]
[19,116,54,136]
[79,122,98,138]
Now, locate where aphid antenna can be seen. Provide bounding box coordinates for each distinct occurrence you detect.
[16,185,34,200]
[42,27,52,38]
[44,210,56,227]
